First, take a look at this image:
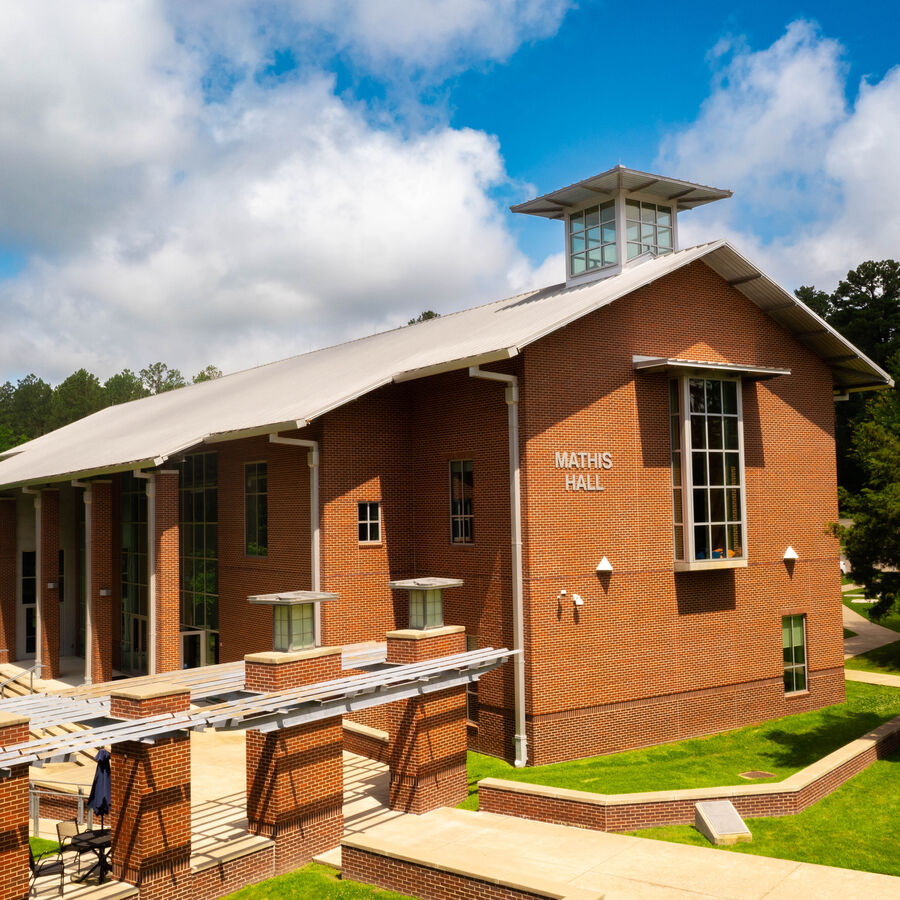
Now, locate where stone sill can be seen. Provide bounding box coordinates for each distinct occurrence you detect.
[343,720,389,743]
[386,625,465,641]
[674,558,748,573]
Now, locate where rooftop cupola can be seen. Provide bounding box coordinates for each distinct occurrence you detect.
[511,165,731,286]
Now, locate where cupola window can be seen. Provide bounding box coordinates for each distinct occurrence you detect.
[626,200,673,260]
[569,200,616,276]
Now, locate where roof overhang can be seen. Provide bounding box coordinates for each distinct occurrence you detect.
[633,356,791,381]
[511,165,732,220]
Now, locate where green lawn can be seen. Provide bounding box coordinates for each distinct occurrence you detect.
[29,837,59,859]
[627,749,900,877]
[842,592,900,634]
[225,863,413,899]
[462,682,900,810]
[845,640,900,675]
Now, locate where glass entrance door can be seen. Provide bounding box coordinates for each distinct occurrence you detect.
[124,614,148,674]
[181,630,203,669]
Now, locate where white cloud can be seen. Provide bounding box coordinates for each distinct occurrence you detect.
[660,20,900,291]
[0,2,563,383]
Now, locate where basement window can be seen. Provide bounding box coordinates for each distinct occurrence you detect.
[569,201,616,276]
[670,376,747,570]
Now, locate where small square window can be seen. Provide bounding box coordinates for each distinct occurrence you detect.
[357,501,381,543]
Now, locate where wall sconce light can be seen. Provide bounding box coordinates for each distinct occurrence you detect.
[99,588,111,597]
[46,582,58,590]
[572,593,584,606]
[783,547,799,561]
[596,557,613,573]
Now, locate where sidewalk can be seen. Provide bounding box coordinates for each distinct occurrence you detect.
[842,604,899,659]
[344,806,900,900]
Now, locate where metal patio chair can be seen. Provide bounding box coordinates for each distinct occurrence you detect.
[57,819,92,873]
[29,846,65,897]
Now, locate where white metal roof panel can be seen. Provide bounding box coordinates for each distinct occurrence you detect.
[0,241,890,490]
[510,165,733,219]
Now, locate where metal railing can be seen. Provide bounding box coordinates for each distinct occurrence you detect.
[0,663,38,698]
[28,784,90,837]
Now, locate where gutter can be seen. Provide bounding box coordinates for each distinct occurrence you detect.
[469,366,528,767]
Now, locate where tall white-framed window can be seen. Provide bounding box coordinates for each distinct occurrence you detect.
[782,615,807,693]
[357,501,381,543]
[670,375,747,570]
[568,201,616,276]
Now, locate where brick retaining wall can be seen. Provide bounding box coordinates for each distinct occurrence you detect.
[478,714,900,832]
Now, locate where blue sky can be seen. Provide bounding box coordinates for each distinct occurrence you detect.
[0,1,897,384]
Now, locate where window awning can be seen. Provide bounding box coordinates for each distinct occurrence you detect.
[632,356,791,381]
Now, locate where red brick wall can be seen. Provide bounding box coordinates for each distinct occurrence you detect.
[245,717,343,873]
[110,689,191,887]
[39,490,60,679]
[244,649,341,693]
[385,629,466,665]
[0,718,33,900]
[0,501,15,662]
[342,846,559,900]
[89,482,113,685]
[518,260,844,764]
[156,471,180,673]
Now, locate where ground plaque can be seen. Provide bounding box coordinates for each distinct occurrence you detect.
[695,800,752,846]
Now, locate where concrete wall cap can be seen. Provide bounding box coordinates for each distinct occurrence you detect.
[343,719,389,743]
[0,711,30,729]
[386,625,466,640]
[110,682,191,701]
[244,646,342,664]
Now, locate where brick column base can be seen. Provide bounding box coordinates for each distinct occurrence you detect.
[245,646,344,872]
[385,626,468,815]
[109,685,191,889]
[0,714,31,900]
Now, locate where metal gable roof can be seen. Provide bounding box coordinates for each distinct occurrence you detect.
[0,240,891,490]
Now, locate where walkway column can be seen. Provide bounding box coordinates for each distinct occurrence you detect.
[110,684,191,894]
[0,500,15,664]
[385,626,468,814]
[0,713,30,900]
[154,471,180,674]
[88,482,113,685]
[245,647,343,874]
[38,490,60,680]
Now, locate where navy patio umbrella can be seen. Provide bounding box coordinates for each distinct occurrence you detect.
[88,748,111,829]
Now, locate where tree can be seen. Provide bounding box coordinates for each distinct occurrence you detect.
[51,368,106,429]
[193,365,222,383]
[841,351,900,620]
[139,362,186,395]
[408,310,440,325]
[8,374,53,439]
[104,369,149,406]
[796,260,900,496]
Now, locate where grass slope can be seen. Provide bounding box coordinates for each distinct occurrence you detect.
[845,640,900,675]
[628,749,900,877]
[842,591,900,634]
[462,682,900,809]
[225,863,413,899]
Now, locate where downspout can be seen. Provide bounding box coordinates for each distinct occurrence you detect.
[133,471,157,675]
[72,481,92,685]
[469,365,528,767]
[269,435,321,640]
[22,488,41,677]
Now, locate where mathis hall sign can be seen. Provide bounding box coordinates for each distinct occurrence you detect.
[554,451,612,492]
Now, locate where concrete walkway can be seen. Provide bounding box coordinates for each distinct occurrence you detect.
[345,806,900,900]
[845,669,900,689]
[842,604,899,659]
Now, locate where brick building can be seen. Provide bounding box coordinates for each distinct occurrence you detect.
[0,166,891,766]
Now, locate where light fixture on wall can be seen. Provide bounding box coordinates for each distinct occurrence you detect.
[596,557,613,573]
[572,594,584,606]
[783,546,799,561]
